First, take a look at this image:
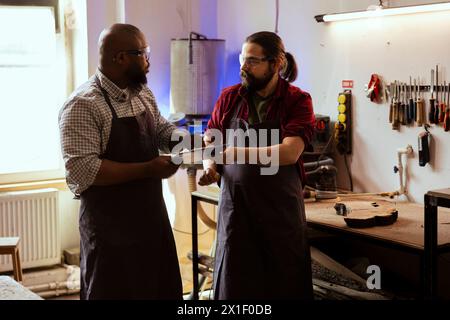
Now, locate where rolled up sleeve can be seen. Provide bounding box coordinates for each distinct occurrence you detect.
[207,96,224,132]
[58,97,102,195]
[282,93,316,147]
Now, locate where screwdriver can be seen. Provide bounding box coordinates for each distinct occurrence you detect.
[393,81,400,130]
[399,83,405,125]
[417,78,425,127]
[440,81,446,123]
[389,82,394,124]
[414,78,418,123]
[408,77,415,124]
[429,68,436,124]
[445,83,450,132]
[403,83,408,125]
[435,65,440,124]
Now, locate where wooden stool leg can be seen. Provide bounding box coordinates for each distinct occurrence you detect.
[16,249,23,282]
[11,249,19,282]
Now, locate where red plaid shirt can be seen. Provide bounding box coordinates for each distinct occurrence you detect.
[208,78,316,185]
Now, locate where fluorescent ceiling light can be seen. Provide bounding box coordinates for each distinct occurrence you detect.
[315,2,450,23]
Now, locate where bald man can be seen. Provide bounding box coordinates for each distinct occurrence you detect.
[59,24,183,300]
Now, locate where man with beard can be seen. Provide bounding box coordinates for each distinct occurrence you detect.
[199,32,315,300]
[59,24,182,300]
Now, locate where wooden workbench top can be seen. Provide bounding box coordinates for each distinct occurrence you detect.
[305,196,450,249]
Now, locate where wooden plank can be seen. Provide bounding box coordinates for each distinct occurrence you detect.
[0,237,20,248]
[427,188,450,200]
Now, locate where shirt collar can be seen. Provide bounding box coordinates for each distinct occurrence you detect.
[95,69,130,103]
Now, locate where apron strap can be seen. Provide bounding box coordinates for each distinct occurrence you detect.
[95,75,118,119]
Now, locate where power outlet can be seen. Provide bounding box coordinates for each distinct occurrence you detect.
[335,90,352,155]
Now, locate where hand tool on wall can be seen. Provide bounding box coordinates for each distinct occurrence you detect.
[404,83,409,125]
[439,81,446,123]
[414,78,418,123]
[418,126,431,167]
[435,65,440,124]
[408,77,415,124]
[389,82,394,124]
[417,78,425,127]
[429,69,436,124]
[445,83,450,132]
[392,81,400,130]
[399,83,406,125]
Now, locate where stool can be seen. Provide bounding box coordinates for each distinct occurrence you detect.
[0,237,23,282]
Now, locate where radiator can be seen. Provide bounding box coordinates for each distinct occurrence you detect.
[0,188,60,273]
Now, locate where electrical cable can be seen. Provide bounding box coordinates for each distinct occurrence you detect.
[172,227,212,236]
[343,154,354,192]
[317,132,335,161]
[304,127,335,171]
[275,0,279,33]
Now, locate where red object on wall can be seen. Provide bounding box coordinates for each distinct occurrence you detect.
[342,80,354,89]
[367,74,383,103]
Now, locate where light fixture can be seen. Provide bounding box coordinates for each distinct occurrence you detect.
[315,1,450,23]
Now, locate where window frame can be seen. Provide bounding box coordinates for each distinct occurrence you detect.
[0,0,79,185]
[0,0,59,32]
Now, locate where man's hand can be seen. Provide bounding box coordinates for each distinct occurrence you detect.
[148,155,180,179]
[198,167,220,186]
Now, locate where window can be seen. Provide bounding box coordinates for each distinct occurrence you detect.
[0,1,86,184]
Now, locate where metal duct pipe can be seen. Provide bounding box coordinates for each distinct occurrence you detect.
[27,280,80,293]
[304,157,334,170]
[38,288,80,299]
[188,32,207,65]
[305,165,338,177]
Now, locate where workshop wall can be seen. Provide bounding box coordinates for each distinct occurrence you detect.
[217,0,450,203]
[83,0,450,206]
[86,0,217,117]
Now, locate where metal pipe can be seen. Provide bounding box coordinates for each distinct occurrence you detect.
[304,157,334,170]
[27,280,80,293]
[37,288,80,299]
[396,145,414,195]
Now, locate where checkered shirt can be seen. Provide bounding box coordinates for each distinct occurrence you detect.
[58,69,176,195]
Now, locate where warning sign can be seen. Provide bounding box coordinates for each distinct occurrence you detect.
[342,80,354,89]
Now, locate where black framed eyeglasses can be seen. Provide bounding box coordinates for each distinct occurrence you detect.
[121,46,151,60]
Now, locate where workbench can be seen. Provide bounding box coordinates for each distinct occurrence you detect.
[190,191,450,300]
[306,196,450,299]
[0,276,43,300]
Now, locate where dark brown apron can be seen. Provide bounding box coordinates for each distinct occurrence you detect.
[213,99,313,300]
[78,77,182,300]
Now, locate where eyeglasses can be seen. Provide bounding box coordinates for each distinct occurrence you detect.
[239,54,273,67]
[121,46,151,60]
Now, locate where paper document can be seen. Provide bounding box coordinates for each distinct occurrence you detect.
[168,144,228,165]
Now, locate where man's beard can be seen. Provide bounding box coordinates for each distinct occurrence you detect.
[241,68,275,91]
[126,64,148,92]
